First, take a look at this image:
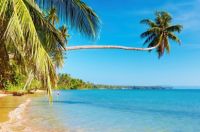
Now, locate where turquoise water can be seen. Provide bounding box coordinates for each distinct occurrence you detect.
[26,89,200,132]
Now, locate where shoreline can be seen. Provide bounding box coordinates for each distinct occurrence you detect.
[0,99,31,131]
[0,91,55,132]
[0,90,45,123]
[0,94,8,98]
[0,94,69,132]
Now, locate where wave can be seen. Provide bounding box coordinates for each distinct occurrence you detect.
[0,99,71,132]
[0,99,31,132]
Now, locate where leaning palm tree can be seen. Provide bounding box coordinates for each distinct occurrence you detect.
[64,11,183,58]
[59,25,70,42]
[140,11,183,57]
[47,7,59,26]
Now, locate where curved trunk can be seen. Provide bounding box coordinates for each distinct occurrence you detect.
[65,44,159,51]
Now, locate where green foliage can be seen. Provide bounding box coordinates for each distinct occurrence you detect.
[35,0,100,39]
[29,79,42,90]
[0,0,182,100]
[2,72,41,92]
[57,73,94,89]
[141,11,183,58]
[5,82,24,92]
[3,74,25,92]
[57,73,137,90]
[0,0,100,100]
[0,0,67,100]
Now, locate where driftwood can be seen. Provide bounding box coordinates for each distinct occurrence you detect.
[13,92,25,96]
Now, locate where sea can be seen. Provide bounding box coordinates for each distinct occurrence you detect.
[21,88,200,132]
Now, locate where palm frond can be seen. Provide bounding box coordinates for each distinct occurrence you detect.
[23,0,66,50]
[52,49,64,68]
[140,19,157,27]
[168,32,181,44]
[141,27,161,38]
[35,0,100,39]
[2,0,57,100]
[166,25,183,33]
[47,7,59,25]
[147,36,159,48]
[0,0,9,20]
[59,25,69,44]
[161,11,172,25]
[155,11,172,26]
[143,34,156,45]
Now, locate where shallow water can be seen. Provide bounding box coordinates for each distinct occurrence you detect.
[24,88,200,132]
[0,95,29,122]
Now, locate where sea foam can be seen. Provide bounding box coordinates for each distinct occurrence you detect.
[0,99,31,132]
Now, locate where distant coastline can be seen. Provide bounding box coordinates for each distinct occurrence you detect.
[57,73,172,90]
[92,85,173,90]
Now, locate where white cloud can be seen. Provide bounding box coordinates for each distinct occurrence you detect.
[161,1,200,31]
[125,1,200,31]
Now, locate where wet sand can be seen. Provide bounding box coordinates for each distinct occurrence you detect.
[0,95,30,123]
[0,91,46,123]
[0,93,69,132]
[0,99,31,131]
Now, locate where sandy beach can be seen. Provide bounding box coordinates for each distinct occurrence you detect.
[0,93,31,123]
[0,91,62,132]
[0,90,12,98]
[0,94,8,98]
[0,96,69,132]
[0,99,31,132]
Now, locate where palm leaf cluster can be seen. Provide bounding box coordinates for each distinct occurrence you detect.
[35,0,100,39]
[0,0,100,100]
[0,0,68,100]
[140,11,183,57]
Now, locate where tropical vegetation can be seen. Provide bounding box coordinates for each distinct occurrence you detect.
[140,11,183,57]
[57,73,95,89]
[57,73,170,90]
[0,0,182,99]
[0,0,100,100]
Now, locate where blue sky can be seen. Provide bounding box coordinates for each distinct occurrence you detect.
[59,0,200,86]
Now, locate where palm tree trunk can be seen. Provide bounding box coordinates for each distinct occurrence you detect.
[23,70,34,90]
[65,44,159,51]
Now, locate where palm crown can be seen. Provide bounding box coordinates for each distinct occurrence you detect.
[47,7,59,26]
[140,11,183,57]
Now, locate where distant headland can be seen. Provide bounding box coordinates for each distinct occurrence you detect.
[57,73,172,90]
[93,85,173,90]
